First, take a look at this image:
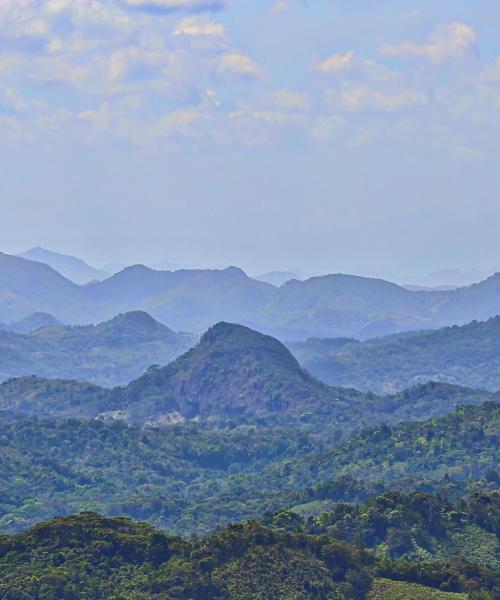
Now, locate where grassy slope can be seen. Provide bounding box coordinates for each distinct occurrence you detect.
[369,579,467,600]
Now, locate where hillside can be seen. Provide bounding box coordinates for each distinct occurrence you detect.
[17,246,108,284]
[6,312,62,334]
[289,316,500,393]
[0,402,497,535]
[302,491,499,567]
[0,252,98,323]
[0,510,497,599]
[260,403,500,494]
[0,322,496,429]
[117,321,371,426]
[0,311,194,387]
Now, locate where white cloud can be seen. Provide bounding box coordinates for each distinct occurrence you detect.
[173,16,226,36]
[150,106,203,138]
[217,51,261,78]
[327,83,427,112]
[315,51,354,73]
[380,22,477,63]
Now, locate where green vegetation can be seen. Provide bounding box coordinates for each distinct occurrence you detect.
[0,511,497,599]
[368,579,468,600]
[0,311,193,387]
[257,402,500,494]
[300,492,499,567]
[0,403,497,535]
[289,316,500,393]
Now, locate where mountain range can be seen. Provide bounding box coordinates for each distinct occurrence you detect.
[289,316,500,394]
[0,311,193,387]
[4,250,500,340]
[0,295,498,598]
[0,321,496,433]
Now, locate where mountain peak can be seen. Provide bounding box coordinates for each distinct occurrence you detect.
[105,310,169,332]
[16,247,108,285]
[121,322,351,423]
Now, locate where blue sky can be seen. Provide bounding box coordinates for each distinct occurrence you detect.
[0,0,499,277]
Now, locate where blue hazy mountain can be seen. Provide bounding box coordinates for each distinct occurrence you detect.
[289,315,500,393]
[0,310,193,387]
[17,247,108,284]
[4,251,500,340]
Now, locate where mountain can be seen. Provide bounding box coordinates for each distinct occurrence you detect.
[117,321,370,425]
[5,251,500,340]
[260,402,500,500]
[0,322,496,429]
[7,312,62,334]
[0,252,99,323]
[0,311,194,387]
[288,316,500,393]
[259,273,432,340]
[17,246,108,284]
[253,270,305,286]
[84,265,276,333]
[402,267,490,289]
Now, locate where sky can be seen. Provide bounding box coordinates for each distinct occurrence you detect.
[0,0,500,278]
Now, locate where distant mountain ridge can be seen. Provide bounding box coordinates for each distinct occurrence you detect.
[0,310,194,387]
[17,247,108,284]
[289,315,500,393]
[4,250,500,339]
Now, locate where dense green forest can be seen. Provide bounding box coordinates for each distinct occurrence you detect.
[0,403,497,535]
[0,510,498,599]
[289,316,500,393]
[282,491,499,567]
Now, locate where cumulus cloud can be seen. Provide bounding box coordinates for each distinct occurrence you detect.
[217,51,261,78]
[315,51,355,73]
[173,16,226,36]
[380,22,477,63]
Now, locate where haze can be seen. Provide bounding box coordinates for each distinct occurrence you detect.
[1,0,499,277]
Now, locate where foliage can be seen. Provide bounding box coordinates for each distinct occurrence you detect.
[0,403,497,536]
[368,578,468,599]
[301,491,499,567]
[0,511,497,599]
[0,513,372,599]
